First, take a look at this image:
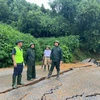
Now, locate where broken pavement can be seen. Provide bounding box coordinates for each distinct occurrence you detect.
[0,61,100,100]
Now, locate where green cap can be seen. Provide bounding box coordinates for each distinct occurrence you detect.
[30,43,35,46]
[54,40,60,45]
[16,40,23,44]
[46,45,50,49]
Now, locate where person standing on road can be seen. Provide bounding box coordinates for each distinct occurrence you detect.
[47,40,62,80]
[44,46,51,71]
[25,43,36,81]
[12,40,24,89]
[41,54,44,69]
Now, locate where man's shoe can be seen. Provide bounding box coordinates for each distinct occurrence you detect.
[56,77,60,80]
[56,71,60,80]
[17,82,24,85]
[17,74,24,85]
[13,84,17,89]
[47,75,51,79]
[12,76,18,89]
[27,79,32,81]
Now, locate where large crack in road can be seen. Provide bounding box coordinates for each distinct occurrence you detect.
[1,63,99,100]
[0,68,73,95]
[0,65,92,95]
[65,93,100,100]
[41,84,62,100]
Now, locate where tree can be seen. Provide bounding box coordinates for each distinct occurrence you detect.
[77,0,100,51]
[0,0,10,22]
[49,0,80,22]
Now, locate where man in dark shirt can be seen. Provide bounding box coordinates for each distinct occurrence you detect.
[47,40,62,80]
[25,43,36,81]
[12,40,24,88]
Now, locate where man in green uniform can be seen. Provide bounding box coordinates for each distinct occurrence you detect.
[12,40,24,89]
[25,43,36,81]
[47,40,62,79]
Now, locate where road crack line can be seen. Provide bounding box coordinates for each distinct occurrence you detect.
[66,93,100,100]
[0,65,92,95]
[41,84,62,100]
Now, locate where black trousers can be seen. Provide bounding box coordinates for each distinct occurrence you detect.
[49,61,60,72]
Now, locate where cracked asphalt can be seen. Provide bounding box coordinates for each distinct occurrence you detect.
[0,62,100,100]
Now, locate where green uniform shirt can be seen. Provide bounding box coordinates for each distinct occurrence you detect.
[50,46,62,62]
[25,48,35,62]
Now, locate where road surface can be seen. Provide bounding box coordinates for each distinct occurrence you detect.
[0,62,100,100]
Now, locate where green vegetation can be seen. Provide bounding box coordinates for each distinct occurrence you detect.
[0,23,80,67]
[0,23,42,67]
[38,36,79,63]
[0,0,100,67]
[0,0,99,52]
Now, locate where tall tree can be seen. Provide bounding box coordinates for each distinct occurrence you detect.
[77,0,100,51]
[0,0,10,22]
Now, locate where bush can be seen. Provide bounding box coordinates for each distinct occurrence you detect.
[37,35,79,63]
[62,46,73,63]
[0,23,80,67]
[0,23,42,68]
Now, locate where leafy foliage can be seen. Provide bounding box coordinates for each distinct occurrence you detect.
[62,46,73,63]
[0,23,42,67]
[0,0,100,67]
[38,35,79,63]
[0,23,80,67]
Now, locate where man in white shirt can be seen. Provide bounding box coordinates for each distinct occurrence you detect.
[44,46,51,71]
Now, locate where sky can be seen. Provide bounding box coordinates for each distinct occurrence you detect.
[26,0,50,9]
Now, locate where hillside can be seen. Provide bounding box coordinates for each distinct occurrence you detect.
[0,0,100,67]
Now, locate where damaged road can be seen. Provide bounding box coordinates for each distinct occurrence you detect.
[0,62,100,100]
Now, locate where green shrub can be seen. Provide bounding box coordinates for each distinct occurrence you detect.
[0,23,42,68]
[62,46,73,63]
[0,23,80,67]
[37,36,79,63]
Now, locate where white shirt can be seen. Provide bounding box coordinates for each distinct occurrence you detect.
[44,50,51,57]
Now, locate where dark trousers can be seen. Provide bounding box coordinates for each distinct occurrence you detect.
[49,61,60,73]
[13,64,23,76]
[27,60,36,80]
